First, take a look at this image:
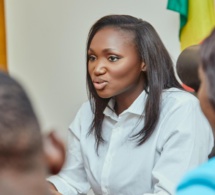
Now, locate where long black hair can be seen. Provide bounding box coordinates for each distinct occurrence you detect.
[86,15,182,149]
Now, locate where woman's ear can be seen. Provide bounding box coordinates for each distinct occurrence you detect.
[43,131,66,175]
[141,62,147,72]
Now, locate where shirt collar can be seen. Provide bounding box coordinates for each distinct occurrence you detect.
[103,90,147,118]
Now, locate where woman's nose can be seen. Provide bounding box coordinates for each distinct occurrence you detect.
[94,61,106,75]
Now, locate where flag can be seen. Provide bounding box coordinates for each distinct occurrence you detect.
[167,0,215,50]
[0,0,7,72]
[181,83,195,93]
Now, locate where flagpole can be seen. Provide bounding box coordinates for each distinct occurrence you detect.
[0,0,7,72]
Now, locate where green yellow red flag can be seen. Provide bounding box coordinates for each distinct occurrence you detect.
[167,0,215,50]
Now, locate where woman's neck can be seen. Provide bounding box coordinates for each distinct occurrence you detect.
[114,75,145,115]
[114,88,144,115]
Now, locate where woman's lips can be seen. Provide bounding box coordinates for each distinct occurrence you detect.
[93,81,108,90]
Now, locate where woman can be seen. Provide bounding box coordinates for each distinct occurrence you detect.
[176,28,215,195]
[48,15,213,195]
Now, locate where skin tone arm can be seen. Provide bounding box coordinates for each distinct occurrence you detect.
[48,182,62,195]
[44,131,65,195]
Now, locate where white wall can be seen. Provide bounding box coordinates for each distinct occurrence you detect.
[4,0,180,140]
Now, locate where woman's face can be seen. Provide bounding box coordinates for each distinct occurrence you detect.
[88,27,145,101]
[198,66,215,131]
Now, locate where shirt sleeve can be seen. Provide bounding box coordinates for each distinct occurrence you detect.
[47,104,91,195]
[143,99,214,195]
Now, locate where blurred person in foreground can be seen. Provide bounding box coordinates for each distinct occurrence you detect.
[0,71,65,195]
[176,28,215,194]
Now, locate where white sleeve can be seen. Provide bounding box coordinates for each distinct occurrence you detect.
[144,100,214,195]
[47,105,91,195]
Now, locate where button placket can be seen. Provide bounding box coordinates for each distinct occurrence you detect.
[101,125,119,195]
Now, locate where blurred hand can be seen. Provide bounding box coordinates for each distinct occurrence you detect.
[44,130,66,175]
[49,188,63,195]
[48,182,63,195]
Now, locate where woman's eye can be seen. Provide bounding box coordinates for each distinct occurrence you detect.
[108,56,119,62]
[88,55,96,62]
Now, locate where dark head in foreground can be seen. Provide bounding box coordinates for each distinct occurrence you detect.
[198,28,215,132]
[175,28,215,195]
[0,72,65,195]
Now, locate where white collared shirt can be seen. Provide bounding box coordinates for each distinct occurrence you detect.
[48,88,213,195]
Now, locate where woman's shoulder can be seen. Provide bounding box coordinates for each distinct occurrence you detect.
[74,100,94,115]
[79,100,92,111]
[162,87,198,106]
[68,101,93,122]
[160,88,203,120]
[68,100,93,136]
[71,100,93,122]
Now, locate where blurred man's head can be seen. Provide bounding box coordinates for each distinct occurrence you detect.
[0,71,65,194]
[0,72,42,170]
[176,45,200,92]
[198,28,215,131]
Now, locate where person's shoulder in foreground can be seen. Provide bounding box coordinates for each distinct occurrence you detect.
[176,27,215,195]
[177,157,215,195]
